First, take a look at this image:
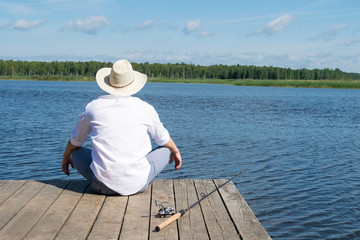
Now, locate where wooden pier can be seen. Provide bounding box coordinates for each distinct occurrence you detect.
[0,179,271,240]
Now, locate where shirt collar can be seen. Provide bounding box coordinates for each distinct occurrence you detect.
[98,94,132,99]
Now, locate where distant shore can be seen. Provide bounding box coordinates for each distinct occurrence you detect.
[1,75,360,89]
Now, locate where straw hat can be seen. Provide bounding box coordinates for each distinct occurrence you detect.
[96,59,147,96]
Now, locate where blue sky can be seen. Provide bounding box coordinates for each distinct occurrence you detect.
[1,0,360,73]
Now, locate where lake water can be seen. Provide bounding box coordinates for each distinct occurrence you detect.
[0,80,359,239]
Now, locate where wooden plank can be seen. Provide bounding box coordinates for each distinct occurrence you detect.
[87,195,128,240]
[149,179,178,240]
[24,180,88,240]
[0,180,45,230]
[0,180,69,239]
[194,179,240,240]
[173,179,209,240]
[0,179,270,240]
[119,184,152,240]
[0,180,27,204]
[214,179,272,240]
[55,185,106,240]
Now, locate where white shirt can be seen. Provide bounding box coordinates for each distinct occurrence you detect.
[70,95,170,195]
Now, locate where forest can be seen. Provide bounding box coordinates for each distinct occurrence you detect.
[0,59,359,81]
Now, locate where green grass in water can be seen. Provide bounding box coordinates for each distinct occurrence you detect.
[2,76,360,89]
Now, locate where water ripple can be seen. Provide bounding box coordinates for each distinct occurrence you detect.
[1,81,360,239]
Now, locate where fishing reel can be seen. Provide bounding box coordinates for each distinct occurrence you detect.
[155,199,175,218]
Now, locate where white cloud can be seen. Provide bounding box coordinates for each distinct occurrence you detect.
[301,51,360,71]
[338,38,360,47]
[247,14,294,36]
[12,19,46,30]
[60,16,110,35]
[200,31,212,38]
[184,19,201,34]
[136,19,156,30]
[309,24,347,41]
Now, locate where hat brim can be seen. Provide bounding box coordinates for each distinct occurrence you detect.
[96,67,147,96]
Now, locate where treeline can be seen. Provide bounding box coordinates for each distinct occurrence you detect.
[1,59,359,80]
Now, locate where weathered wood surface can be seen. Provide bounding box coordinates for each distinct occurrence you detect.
[0,179,271,240]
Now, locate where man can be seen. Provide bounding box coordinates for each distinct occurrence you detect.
[62,59,182,195]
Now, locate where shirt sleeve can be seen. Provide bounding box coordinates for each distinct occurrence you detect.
[147,110,170,146]
[70,108,91,146]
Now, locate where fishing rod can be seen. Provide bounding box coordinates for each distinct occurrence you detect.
[155,171,243,232]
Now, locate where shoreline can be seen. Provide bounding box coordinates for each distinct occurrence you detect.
[1,76,360,89]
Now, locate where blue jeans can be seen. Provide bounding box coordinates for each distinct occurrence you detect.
[71,147,171,195]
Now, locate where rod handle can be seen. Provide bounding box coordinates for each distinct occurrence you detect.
[155,212,182,231]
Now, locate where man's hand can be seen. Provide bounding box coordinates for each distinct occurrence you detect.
[163,137,182,171]
[62,140,79,176]
[169,152,182,171]
[62,155,74,176]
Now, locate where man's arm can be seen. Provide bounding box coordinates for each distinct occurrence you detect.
[62,140,79,176]
[163,137,182,170]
